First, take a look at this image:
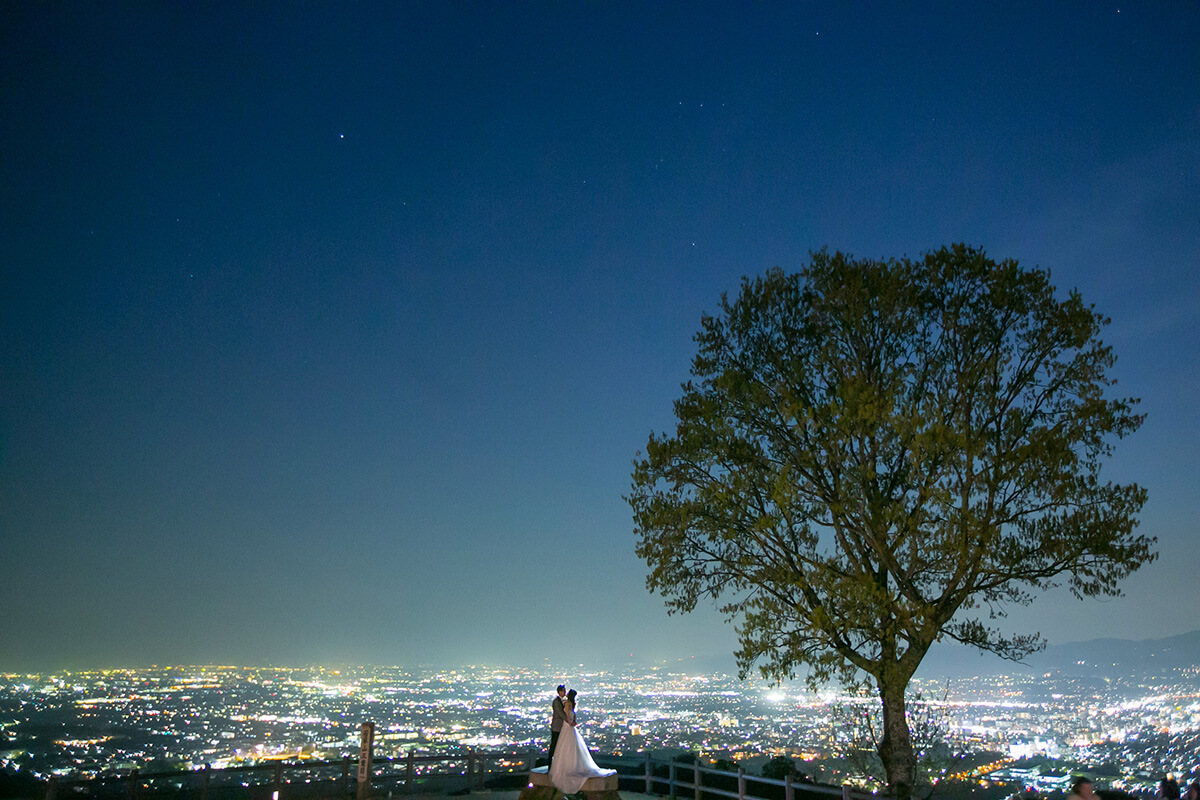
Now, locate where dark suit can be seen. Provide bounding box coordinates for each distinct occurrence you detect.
[548,694,566,764]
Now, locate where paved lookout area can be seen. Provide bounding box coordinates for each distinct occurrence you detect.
[518,767,621,800]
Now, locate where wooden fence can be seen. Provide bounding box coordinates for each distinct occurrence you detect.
[42,749,875,800]
[44,749,537,800]
[639,757,872,800]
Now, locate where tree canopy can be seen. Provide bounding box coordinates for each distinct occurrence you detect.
[628,245,1153,799]
[761,755,799,780]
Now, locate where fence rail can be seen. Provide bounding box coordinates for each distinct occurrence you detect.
[43,750,874,800]
[640,757,870,800]
[45,749,540,800]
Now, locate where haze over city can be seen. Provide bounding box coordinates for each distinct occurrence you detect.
[2,4,1198,673]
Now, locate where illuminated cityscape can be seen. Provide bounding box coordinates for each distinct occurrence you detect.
[4,9,1199,800]
[2,662,1197,796]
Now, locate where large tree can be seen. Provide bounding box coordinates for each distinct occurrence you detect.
[628,245,1153,800]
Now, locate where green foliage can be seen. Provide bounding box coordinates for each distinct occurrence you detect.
[629,245,1153,798]
[762,755,798,780]
[1009,755,1060,772]
[0,770,44,800]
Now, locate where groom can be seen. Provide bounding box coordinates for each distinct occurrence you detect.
[548,684,567,766]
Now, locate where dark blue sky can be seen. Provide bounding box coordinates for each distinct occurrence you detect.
[2,3,1197,673]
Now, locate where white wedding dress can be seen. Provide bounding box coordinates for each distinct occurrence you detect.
[549,706,616,793]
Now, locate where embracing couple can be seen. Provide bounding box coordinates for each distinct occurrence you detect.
[547,683,615,793]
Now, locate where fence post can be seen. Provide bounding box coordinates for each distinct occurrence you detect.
[467,749,475,791]
[737,767,746,800]
[644,753,652,795]
[127,768,139,800]
[842,784,852,800]
[44,777,57,800]
[405,749,414,794]
[694,761,701,800]
[357,723,375,800]
[785,772,793,800]
[669,761,676,799]
[202,764,211,800]
[343,756,351,795]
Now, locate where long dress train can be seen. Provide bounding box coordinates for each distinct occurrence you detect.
[548,716,616,793]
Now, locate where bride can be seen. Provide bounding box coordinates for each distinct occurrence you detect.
[548,689,616,793]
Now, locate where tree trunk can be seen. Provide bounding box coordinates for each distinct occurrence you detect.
[876,681,915,800]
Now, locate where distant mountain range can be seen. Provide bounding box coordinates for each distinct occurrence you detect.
[917,628,1200,679]
[643,629,1200,683]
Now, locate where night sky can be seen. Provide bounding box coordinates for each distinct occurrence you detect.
[2,4,1197,673]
